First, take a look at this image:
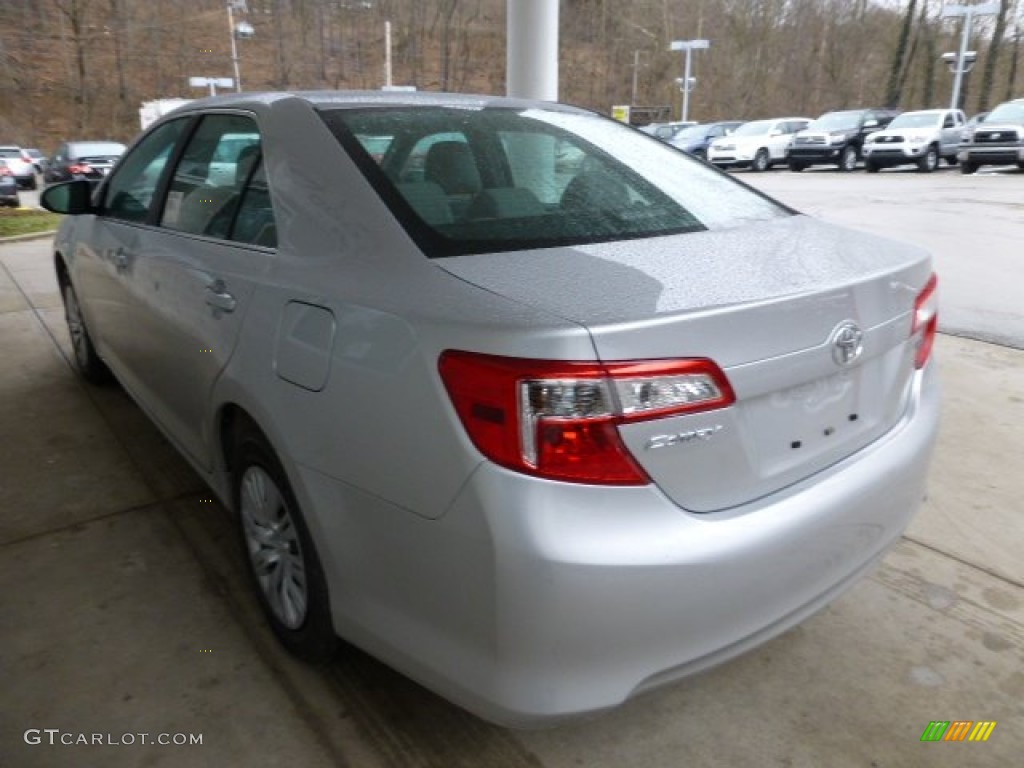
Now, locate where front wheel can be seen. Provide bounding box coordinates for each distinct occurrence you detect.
[751,149,770,172]
[865,161,880,173]
[960,161,978,175]
[838,145,858,172]
[235,425,337,662]
[917,147,939,173]
[788,160,806,172]
[62,281,112,384]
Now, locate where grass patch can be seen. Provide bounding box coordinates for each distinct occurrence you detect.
[0,208,62,238]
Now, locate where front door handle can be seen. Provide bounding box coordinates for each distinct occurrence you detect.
[205,279,237,313]
[113,247,129,273]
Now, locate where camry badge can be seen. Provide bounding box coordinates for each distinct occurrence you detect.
[831,321,864,367]
[645,425,723,451]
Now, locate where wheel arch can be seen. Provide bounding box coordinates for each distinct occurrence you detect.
[218,402,263,479]
[54,250,70,288]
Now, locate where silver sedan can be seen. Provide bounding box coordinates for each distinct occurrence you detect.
[42,91,939,726]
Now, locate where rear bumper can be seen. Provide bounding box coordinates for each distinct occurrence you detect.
[303,363,940,726]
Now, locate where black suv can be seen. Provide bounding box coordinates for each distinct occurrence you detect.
[786,108,900,172]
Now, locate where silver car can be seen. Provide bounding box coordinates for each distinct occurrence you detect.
[41,92,940,726]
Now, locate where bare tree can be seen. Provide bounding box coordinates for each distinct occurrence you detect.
[977,0,1013,111]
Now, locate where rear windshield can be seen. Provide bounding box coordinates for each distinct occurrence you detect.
[319,105,788,257]
[71,143,126,159]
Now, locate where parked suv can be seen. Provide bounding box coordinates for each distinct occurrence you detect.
[957,98,1024,174]
[787,109,900,171]
[44,141,126,185]
[0,145,38,189]
[862,109,965,172]
[707,117,812,171]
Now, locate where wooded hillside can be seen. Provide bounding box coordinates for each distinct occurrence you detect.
[1,0,1021,149]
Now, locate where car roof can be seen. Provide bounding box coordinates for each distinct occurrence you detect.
[169,90,589,116]
[897,108,954,116]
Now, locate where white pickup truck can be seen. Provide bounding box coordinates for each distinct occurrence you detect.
[862,108,965,173]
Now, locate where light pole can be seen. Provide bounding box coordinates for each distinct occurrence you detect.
[669,39,709,123]
[941,2,998,110]
[227,0,254,93]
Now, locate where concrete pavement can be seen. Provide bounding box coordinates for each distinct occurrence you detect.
[1,237,1021,767]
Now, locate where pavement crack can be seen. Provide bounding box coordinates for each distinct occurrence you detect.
[901,533,1024,591]
[0,494,196,549]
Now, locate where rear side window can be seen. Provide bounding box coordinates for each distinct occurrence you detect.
[320,106,787,258]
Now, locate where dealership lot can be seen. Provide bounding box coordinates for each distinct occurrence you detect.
[2,170,1023,766]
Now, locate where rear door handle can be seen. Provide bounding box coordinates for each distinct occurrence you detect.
[205,279,237,313]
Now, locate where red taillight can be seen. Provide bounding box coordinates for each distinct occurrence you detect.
[912,274,938,369]
[438,351,735,486]
[69,163,92,174]
[0,166,10,177]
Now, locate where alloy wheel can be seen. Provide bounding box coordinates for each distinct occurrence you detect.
[240,465,308,630]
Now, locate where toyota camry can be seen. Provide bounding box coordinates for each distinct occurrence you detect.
[42,91,939,726]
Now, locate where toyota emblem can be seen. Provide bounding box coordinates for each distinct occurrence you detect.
[831,322,864,366]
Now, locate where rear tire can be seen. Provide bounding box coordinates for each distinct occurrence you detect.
[865,161,880,173]
[234,425,338,663]
[751,149,770,173]
[62,281,112,384]
[788,160,806,172]
[960,161,978,175]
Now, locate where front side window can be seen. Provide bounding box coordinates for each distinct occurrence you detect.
[102,119,188,223]
[320,106,788,258]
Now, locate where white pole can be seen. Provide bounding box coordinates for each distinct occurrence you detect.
[950,9,974,110]
[682,49,693,122]
[385,20,393,88]
[507,0,558,100]
[227,3,242,92]
[632,50,640,105]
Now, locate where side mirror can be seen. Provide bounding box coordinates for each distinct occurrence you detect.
[768,129,783,137]
[40,180,96,215]
[862,119,879,130]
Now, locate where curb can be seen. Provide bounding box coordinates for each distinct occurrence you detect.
[0,230,57,244]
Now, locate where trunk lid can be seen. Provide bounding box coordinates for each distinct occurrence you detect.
[440,215,933,512]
